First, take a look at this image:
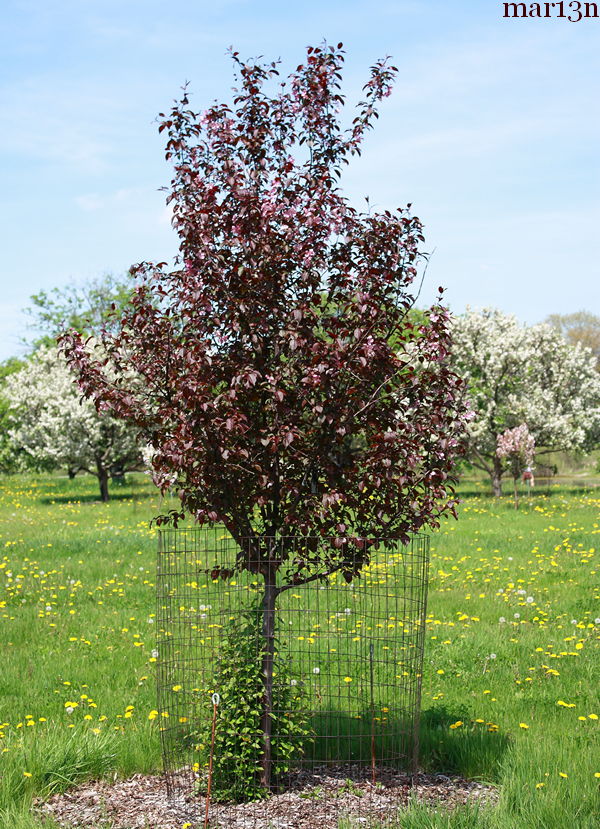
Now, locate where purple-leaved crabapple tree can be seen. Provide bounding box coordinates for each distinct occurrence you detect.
[60,44,469,791]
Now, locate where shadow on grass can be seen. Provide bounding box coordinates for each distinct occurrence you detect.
[304,706,508,783]
[306,709,416,768]
[285,705,509,785]
[39,489,157,505]
[418,705,510,782]
[457,482,599,500]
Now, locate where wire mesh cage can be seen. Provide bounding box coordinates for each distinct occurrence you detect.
[156,528,430,828]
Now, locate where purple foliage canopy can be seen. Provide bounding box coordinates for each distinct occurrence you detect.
[61,44,468,557]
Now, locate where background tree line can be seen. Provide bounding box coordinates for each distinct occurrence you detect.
[0,274,142,500]
[1,270,599,500]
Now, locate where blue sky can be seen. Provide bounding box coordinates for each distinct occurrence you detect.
[1,0,598,360]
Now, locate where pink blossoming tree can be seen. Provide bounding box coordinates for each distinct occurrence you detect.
[60,44,469,790]
[496,423,535,508]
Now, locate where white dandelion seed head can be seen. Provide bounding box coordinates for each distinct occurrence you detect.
[514,613,520,619]
[489,653,497,660]
[499,617,506,623]
[526,597,534,603]
[312,667,320,674]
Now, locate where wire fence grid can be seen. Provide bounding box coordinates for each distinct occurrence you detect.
[156,528,430,828]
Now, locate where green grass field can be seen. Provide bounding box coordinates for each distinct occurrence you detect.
[0,474,598,828]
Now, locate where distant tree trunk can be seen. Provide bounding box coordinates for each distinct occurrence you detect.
[259,563,279,792]
[96,459,110,502]
[67,467,77,479]
[513,475,519,509]
[491,456,503,497]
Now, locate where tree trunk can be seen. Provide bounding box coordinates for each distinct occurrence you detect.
[110,462,125,483]
[513,476,519,509]
[259,566,278,792]
[491,456,503,497]
[96,460,110,502]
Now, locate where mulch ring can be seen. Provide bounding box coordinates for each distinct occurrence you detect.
[36,766,498,828]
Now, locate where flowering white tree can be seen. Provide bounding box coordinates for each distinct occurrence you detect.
[451,308,600,495]
[4,346,142,500]
[497,423,535,507]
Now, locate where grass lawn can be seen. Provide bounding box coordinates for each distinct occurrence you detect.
[0,473,598,828]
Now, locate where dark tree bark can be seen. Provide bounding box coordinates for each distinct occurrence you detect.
[96,458,110,502]
[259,563,279,792]
[491,455,503,497]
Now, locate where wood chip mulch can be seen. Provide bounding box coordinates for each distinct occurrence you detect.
[35,766,498,829]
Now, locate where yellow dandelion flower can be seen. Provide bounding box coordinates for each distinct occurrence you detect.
[519,723,529,729]
[23,771,32,778]
[559,772,568,778]
[535,782,545,789]
[172,685,182,692]
[148,710,159,720]
[588,714,598,720]
[343,677,352,682]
